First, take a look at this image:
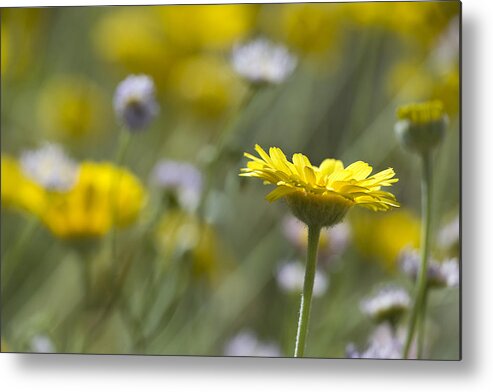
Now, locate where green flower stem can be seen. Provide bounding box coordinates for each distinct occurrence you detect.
[403,151,433,359]
[109,130,132,257]
[294,224,321,357]
[197,86,261,217]
[417,287,429,358]
[114,129,132,168]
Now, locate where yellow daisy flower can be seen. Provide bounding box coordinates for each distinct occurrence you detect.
[240,145,399,227]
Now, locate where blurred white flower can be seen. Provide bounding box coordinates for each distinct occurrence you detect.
[360,285,410,324]
[346,324,403,359]
[113,74,158,131]
[276,260,328,297]
[232,38,297,85]
[437,214,459,251]
[30,334,55,353]
[150,160,203,212]
[224,330,281,357]
[282,216,350,263]
[399,248,459,288]
[20,142,79,191]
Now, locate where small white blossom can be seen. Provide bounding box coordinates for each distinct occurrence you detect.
[224,330,281,357]
[20,143,79,191]
[437,215,459,251]
[150,160,203,212]
[232,38,297,85]
[276,260,328,297]
[361,285,410,324]
[113,74,158,131]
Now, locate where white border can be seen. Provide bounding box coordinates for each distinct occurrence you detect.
[2,0,493,391]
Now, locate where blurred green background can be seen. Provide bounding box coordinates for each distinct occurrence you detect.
[1,1,460,358]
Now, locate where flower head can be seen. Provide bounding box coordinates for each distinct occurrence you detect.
[150,160,203,212]
[232,38,297,85]
[113,74,158,131]
[395,100,447,153]
[399,248,459,289]
[171,55,246,119]
[20,143,79,192]
[276,260,328,297]
[37,75,107,139]
[360,285,410,325]
[240,145,399,227]
[41,162,146,239]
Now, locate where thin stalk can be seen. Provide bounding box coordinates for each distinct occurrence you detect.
[417,288,429,358]
[294,224,321,357]
[80,130,132,351]
[197,85,260,217]
[109,130,132,260]
[403,152,433,359]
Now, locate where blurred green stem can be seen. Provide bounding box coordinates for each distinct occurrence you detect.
[294,224,321,357]
[417,288,429,358]
[2,216,38,285]
[198,85,260,217]
[109,129,132,260]
[403,152,433,359]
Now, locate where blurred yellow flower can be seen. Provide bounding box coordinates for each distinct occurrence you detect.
[277,3,342,59]
[37,75,108,140]
[241,145,399,227]
[93,8,174,87]
[345,2,458,49]
[351,209,421,270]
[170,56,246,120]
[1,8,47,79]
[158,5,256,51]
[431,67,459,117]
[1,23,10,76]
[387,60,459,117]
[41,162,146,239]
[1,155,46,216]
[154,210,229,282]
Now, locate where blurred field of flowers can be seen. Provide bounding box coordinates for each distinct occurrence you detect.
[0,2,460,358]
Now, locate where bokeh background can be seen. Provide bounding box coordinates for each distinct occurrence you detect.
[1,1,460,358]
